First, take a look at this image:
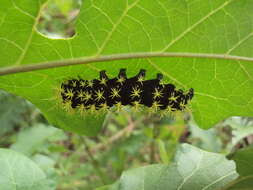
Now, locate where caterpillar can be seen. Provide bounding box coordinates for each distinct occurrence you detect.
[60,69,194,114]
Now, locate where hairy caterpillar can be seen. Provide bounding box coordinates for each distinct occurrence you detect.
[60,69,194,114]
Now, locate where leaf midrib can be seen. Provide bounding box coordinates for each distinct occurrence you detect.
[1,52,253,76]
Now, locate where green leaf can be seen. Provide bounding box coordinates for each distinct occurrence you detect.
[0,0,253,135]
[105,144,238,190]
[95,185,116,190]
[223,146,253,190]
[0,90,32,136]
[32,154,58,189]
[11,123,66,156]
[0,148,54,190]
[232,146,253,177]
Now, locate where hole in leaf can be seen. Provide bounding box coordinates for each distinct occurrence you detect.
[36,0,82,39]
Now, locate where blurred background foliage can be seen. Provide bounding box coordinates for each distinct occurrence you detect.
[1,90,253,190]
[1,0,253,189]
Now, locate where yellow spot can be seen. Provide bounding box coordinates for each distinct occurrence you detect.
[153,88,163,99]
[117,76,125,85]
[80,81,86,87]
[100,78,107,85]
[95,90,105,101]
[65,89,74,99]
[137,76,144,85]
[130,86,142,99]
[87,80,93,87]
[110,88,120,99]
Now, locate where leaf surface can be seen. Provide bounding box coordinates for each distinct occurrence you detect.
[0,0,253,134]
[105,144,238,190]
[0,148,53,190]
[224,146,253,190]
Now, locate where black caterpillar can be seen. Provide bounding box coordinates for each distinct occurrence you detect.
[60,69,194,113]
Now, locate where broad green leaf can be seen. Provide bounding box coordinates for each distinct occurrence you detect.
[32,154,58,190]
[95,185,117,190]
[0,148,54,190]
[0,0,253,135]
[223,146,253,190]
[10,123,66,156]
[105,144,238,190]
[0,90,32,136]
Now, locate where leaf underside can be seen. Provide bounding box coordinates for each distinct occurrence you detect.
[0,0,253,135]
[104,144,238,190]
[0,148,52,190]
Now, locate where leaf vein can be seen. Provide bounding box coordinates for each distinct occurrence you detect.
[226,32,253,54]
[161,0,234,52]
[95,0,141,56]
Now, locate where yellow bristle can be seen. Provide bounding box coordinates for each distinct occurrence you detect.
[132,101,141,112]
[87,80,93,87]
[153,88,163,99]
[83,91,92,102]
[77,104,86,116]
[95,90,105,101]
[88,104,97,114]
[110,88,121,99]
[117,76,125,85]
[137,76,144,85]
[62,100,73,114]
[115,101,123,112]
[100,103,110,113]
[130,86,142,99]
[99,77,107,85]
[65,89,74,99]
[72,81,77,87]
[168,93,179,102]
[150,101,162,113]
[80,81,86,87]
[179,102,186,110]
